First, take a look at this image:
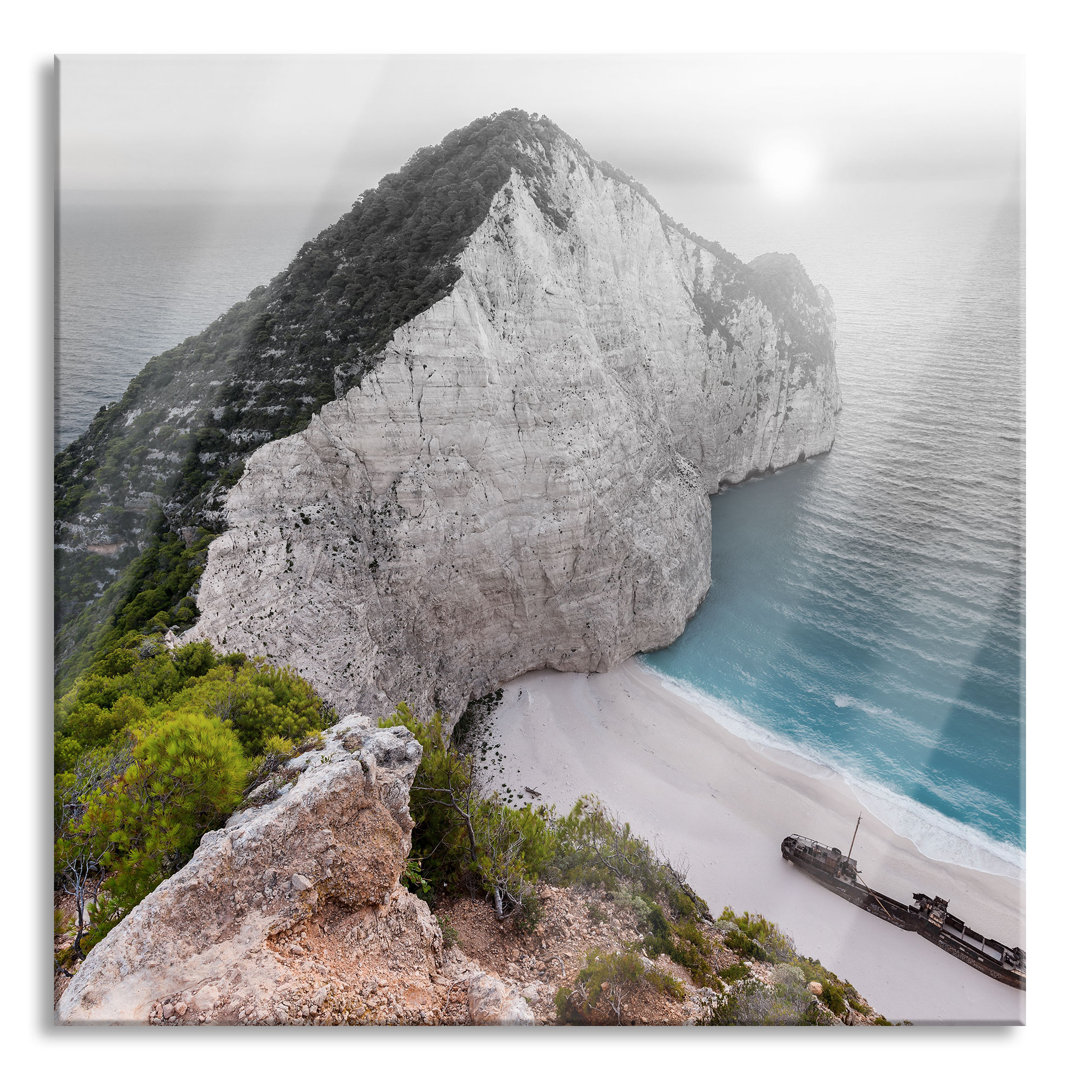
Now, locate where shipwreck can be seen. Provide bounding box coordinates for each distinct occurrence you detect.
[781,820,1025,991]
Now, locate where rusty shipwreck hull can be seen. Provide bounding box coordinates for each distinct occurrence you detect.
[781,834,1025,991]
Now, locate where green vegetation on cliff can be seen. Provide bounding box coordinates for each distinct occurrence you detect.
[382,703,874,1025]
[383,702,709,932]
[55,688,880,1025]
[54,637,335,963]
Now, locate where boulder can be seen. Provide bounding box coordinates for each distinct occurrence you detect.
[467,973,535,1026]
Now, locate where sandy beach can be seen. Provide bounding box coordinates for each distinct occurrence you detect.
[483,660,1025,1025]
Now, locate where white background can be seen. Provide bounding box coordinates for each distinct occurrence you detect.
[7,1,1073,1073]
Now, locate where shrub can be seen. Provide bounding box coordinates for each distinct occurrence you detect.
[514,890,544,935]
[706,980,770,1025]
[794,956,864,1016]
[166,656,327,756]
[556,949,647,1025]
[436,915,459,950]
[645,969,686,1001]
[718,960,751,983]
[640,901,675,957]
[55,641,333,769]
[379,704,476,893]
[668,919,716,985]
[720,908,796,963]
[401,857,431,898]
[820,982,847,1016]
[629,899,719,988]
[380,704,555,920]
[611,884,652,926]
[62,711,246,951]
[703,962,834,1026]
[549,796,706,921]
[706,979,818,1026]
[723,926,768,961]
[54,741,136,962]
[382,705,722,968]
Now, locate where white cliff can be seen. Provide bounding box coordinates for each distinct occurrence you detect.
[190,133,841,718]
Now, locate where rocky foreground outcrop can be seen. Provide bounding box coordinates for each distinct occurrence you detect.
[190,126,841,719]
[57,714,551,1026]
[57,716,453,1025]
[56,719,884,1026]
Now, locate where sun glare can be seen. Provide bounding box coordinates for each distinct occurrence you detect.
[755,138,822,202]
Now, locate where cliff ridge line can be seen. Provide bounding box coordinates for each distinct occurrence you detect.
[189,127,841,718]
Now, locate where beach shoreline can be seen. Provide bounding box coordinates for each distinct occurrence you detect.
[643,663,1026,881]
[484,659,1026,1024]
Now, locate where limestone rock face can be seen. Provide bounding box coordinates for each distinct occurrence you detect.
[56,717,444,1026]
[190,134,840,718]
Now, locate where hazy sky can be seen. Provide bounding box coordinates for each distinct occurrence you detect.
[60,53,1023,216]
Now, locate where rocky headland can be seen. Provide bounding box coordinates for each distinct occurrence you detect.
[186,118,840,718]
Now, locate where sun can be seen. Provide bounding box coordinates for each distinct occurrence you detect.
[755,138,822,202]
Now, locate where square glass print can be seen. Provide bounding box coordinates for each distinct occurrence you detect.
[53,54,1025,1026]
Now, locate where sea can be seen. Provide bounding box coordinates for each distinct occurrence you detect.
[55,196,348,451]
[644,178,1025,875]
[56,180,1025,875]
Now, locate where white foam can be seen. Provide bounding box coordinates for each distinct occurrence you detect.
[641,661,1025,881]
[847,773,1025,878]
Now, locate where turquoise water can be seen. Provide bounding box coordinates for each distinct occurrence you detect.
[642,182,1024,868]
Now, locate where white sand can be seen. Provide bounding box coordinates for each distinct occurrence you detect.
[483,660,1025,1024]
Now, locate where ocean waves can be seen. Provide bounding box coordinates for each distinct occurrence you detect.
[643,663,1024,879]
